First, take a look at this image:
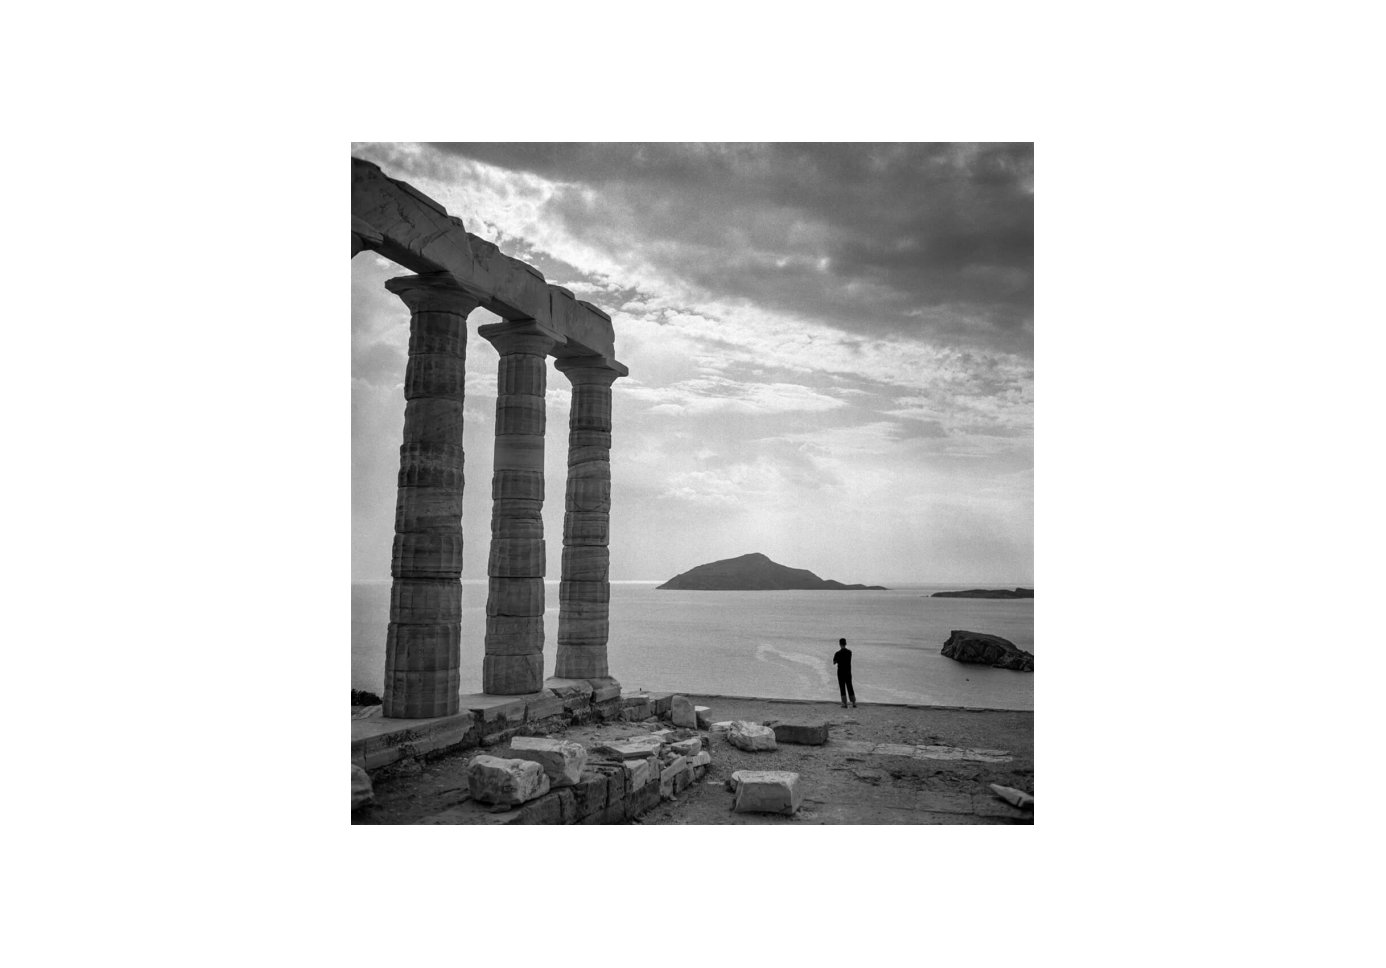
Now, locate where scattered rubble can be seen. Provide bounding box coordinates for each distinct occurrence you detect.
[770,721,829,746]
[730,770,802,815]
[467,755,551,805]
[727,721,778,751]
[508,736,587,787]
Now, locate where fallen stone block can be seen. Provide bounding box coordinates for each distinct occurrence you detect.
[691,750,711,768]
[624,757,653,791]
[710,721,734,733]
[730,770,802,816]
[669,737,702,757]
[572,771,608,818]
[593,736,663,760]
[771,721,829,746]
[468,754,551,806]
[695,706,711,729]
[671,694,697,728]
[727,721,778,752]
[509,736,587,787]
[351,764,374,811]
[648,693,674,716]
[514,790,563,824]
[648,729,674,744]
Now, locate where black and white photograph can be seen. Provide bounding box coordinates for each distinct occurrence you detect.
[350,142,1034,824]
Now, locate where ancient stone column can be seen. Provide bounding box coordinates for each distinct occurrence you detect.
[479,322,558,695]
[555,357,621,679]
[382,273,479,719]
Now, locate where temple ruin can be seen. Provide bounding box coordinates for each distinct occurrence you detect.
[352,158,628,718]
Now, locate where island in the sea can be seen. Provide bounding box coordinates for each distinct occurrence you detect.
[931,588,1034,599]
[657,552,887,591]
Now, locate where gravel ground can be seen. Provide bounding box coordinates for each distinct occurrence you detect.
[356,695,1033,825]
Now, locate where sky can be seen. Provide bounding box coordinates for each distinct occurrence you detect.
[351,142,1033,585]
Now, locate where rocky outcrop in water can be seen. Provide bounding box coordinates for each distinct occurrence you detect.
[942,630,1034,672]
[932,588,1033,599]
[658,552,886,590]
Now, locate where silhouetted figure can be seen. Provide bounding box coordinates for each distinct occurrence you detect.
[833,638,856,708]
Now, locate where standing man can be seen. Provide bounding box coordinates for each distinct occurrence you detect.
[833,638,856,708]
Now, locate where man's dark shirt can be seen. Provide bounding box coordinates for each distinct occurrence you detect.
[833,647,852,678]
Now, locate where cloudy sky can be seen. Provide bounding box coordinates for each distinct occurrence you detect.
[351,142,1033,585]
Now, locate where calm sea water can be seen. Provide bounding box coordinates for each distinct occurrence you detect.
[352,581,1033,710]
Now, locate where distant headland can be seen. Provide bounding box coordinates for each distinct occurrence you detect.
[931,588,1034,599]
[657,553,887,591]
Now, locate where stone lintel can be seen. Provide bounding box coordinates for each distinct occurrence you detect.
[352,157,624,369]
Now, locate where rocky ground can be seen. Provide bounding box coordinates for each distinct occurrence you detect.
[356,695,1033,825]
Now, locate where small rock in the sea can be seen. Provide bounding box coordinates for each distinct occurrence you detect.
[727,721,778,751]
[941,630,1034,672]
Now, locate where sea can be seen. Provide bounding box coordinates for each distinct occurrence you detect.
[352,581,1033,711]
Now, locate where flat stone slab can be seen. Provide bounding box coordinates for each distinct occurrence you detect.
[350,710,478,770]
[771,721,829,745]
[587,677,622,702]
[593,736,663,760]
[508,736,587,787]
[731,770,802,815]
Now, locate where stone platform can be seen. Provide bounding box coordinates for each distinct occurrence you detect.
[351,680,668,771]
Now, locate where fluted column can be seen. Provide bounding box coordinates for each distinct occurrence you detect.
[555,357,621,679]
[479,322,558,694]
[381,273,479,718]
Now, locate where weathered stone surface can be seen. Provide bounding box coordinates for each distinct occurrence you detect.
[554,644,608,678]
[672,695,697,728]
[482,652,544,695]
[352,710,478,770]
[669,737,702,757]
[522,692,564,721]
[727,721,778,752]
[351,764,374,810]
[691,750,711,768]
[771,721,830,746]
[623,757,653,791]
[941,630,1034,672]
[353,159,626,367]
[486,577,544,617]
[571,771,608,818]
[594,736,663,760]
[710,721,734,733]
[467,754,551,805]
[545,677,594,700]
[509,736,587,787]
[660,756,688,798]
[695,706,711,729]
[587,677,622,702]
[731,771,802,815]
